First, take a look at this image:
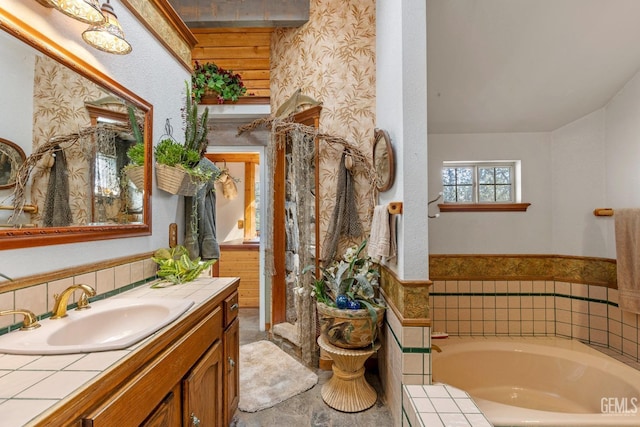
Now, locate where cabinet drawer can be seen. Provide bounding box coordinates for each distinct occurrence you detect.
[224,291,239,327]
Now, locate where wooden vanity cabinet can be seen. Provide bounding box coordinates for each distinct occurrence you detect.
[180,290,240,427]
[38,279,240,427]
[141,384,182,427]
[223,291,240,426]
[183,340,224,426]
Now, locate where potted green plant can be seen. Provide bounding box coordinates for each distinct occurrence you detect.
[191,61,247,104]
[155,81,214,196]
[151,245,216,287]
[304,240,386,349]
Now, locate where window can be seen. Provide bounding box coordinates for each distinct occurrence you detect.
[439,161,529,212]
[94,153,120,197]
[442,162,514,203]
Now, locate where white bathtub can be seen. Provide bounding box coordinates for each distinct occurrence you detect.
[432,337,640,426]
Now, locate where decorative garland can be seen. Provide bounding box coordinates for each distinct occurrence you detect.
[237,115,378,213]
[9,123,130,223]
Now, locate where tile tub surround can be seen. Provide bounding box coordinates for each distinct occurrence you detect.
[430,279,640,363]
[402,384,493,427]
[379,297,434,426]
[0,276,238,426]
[428,254,640,362]
[378,266,433,425]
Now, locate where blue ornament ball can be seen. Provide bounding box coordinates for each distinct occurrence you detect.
[336,294,349,309]
[347,300,361,310]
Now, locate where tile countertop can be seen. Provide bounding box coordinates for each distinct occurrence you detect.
[403,384,494,427]
[0,277,238,427]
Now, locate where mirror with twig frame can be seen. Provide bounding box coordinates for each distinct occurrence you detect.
[0,10,152,250]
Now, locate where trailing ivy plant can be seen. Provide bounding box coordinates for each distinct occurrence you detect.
[191,61,247,104]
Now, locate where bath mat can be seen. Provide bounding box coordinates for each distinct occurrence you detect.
[238,340,318,412]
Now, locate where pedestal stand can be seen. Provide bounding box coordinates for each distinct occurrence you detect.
[317,335,381,412]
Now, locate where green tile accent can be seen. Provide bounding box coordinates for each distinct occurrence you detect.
[403,347,431,354]
[0,278,156,337]
[430,291,617,307]
[384,319,433,353]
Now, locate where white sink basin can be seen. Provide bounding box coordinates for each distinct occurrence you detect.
[0,298,194,355]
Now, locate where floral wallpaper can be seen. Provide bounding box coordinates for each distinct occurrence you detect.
[270,0,377,256]
[31,56,107,225]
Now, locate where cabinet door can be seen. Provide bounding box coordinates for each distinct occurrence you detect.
[224,317,240,425]
[183,340,224,427]
[140,384,181,427]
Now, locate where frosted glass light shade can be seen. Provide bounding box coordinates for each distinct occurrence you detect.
[46,0,105,24]
[82,2,132,55]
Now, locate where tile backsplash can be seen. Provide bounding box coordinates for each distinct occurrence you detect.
[0,258,157,332]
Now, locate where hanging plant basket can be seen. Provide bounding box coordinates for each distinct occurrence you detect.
[124,165,144,190]
[155,163,202,196]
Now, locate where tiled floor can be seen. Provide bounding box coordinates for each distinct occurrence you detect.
[231,308,393,427]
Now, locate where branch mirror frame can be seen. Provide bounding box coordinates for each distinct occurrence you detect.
[373,128,395,192]
[0,138,26,190]
[0,10,153,250]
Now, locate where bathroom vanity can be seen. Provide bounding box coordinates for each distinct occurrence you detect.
[0,277,239,427]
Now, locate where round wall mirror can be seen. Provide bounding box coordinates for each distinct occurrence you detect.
[0,138,25,190]
[373,128,395,192]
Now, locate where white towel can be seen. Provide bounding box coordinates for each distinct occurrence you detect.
[368,205,391,260]
[615,208,640,314]
[388,213,397,262]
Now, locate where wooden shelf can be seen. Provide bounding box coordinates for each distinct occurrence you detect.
[199,96,270,105]
[437,203,531,213]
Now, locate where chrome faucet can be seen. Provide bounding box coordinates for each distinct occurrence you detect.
[51,284,96,319]
[432,344,442,353]
[0,309,41,330]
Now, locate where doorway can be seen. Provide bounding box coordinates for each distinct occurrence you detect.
[206,147,268,331]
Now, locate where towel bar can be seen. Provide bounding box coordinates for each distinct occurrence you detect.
[594,208,614,216]
[0,204,38,214]
[388,202,403,215]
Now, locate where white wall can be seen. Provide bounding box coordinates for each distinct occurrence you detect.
[603,68,640,258]
[550,109,608,258]
[377,0,429,280]
[0,31,34,156]
[428,132,552,254]
[0,30,35,224]
[215,162,246,243]
[429,64,640,260]
[1,1,188,277]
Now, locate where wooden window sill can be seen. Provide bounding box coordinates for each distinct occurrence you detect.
[437,203,531,213]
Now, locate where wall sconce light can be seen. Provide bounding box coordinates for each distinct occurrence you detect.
[81,0,132,55]
[38,0,106,24]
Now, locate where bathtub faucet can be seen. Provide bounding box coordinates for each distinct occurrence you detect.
[432,344,442,353]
